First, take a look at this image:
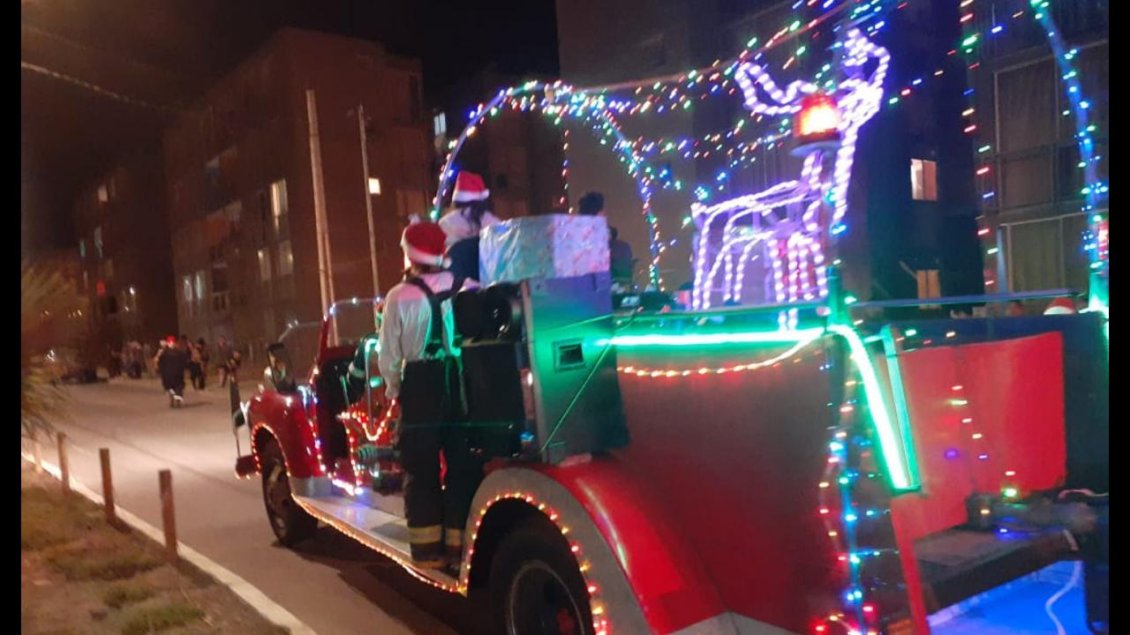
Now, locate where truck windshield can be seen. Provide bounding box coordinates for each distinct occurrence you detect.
[329,299,380,350]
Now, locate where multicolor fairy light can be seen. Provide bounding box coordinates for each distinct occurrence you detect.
[1027,0,1108,309]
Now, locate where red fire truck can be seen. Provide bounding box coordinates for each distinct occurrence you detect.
[230,28,1108,633]
[231,276,1107,634]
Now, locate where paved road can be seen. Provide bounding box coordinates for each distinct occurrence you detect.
[29,378,490,635]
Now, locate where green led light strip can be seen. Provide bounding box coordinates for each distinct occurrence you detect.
[608,327,826,348]
[877,326,921,492]
[828,324,919,492]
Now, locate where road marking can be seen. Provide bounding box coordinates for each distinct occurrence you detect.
[22,452,318,635]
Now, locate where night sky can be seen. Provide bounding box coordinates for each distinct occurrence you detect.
[21,0,560,253]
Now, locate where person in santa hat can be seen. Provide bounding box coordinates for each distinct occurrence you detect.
[439,171,499,281]
[358,220,481,569]
[1043,297,1076,316]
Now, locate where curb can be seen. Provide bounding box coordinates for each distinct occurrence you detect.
[21,452,318,635]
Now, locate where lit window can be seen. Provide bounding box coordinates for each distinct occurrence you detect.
[368,177,382,195]
[911,159,938,201]
[270,179,288,234]
[93,227,103,259]
[916,269,941,299]
[195,271,206,305]
[78,240,86,260]
[181,275,193,316]
[433,112,447,138]
[97,184,109,203]
[258,248,272,282]
[277,240,294,277]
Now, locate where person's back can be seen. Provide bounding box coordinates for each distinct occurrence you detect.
[372,221,483,570]
[158,346,188,387]
[377,271,460,396]
[609,227,634,283]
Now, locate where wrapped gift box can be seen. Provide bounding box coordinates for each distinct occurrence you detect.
[480,214,610,283]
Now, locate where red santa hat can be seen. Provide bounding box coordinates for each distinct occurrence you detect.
[401,221,448,268]
[452,171,489,203]
[1043,297,1076,315]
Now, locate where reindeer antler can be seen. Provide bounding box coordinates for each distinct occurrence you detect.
[735,61,818,116]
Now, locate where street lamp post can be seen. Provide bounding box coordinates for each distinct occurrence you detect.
[357,104,381,297]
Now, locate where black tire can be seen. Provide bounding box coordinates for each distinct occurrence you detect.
[260,439,318,547]
[489,516,595,635]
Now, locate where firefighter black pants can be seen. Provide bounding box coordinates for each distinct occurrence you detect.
[401,423,484,559]
[398,358,483,561]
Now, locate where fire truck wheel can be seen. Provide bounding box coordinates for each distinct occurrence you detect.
[489,516,594,635]
[260,440,317,547]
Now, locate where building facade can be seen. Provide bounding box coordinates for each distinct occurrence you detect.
[555,0,982,301]
[71,150,178,350]
[163,28,431,361]
[968,0,1107,295]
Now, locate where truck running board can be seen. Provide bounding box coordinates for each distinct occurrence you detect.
[292,494,461,592]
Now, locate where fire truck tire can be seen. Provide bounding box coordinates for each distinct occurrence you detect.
[260,440,317,547]
[489,516,595,635]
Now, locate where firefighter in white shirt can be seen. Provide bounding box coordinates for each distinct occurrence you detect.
[367,221,479,568]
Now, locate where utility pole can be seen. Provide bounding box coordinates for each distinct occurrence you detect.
[305,89,337,341]
[357,104,381,297]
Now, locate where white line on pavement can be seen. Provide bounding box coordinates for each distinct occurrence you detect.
[21,452,318,635]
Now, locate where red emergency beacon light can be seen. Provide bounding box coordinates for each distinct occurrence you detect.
[793,92,842,155]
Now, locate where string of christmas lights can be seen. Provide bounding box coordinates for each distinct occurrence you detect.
[816,346,906,635]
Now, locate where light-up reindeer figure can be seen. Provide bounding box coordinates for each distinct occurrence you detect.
[691,29,889,327]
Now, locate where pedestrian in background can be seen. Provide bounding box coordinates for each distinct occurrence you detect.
[156,338,188,407]
[217,336,234,387]
[195,337,210,390]
[224,349,243,388]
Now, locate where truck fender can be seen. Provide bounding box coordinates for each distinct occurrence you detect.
[247,392,323,479]
[463,462,728,635]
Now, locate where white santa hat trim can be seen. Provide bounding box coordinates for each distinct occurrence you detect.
[401,241,449,268]
[1043,306,1074,315]
[453,188,490,203]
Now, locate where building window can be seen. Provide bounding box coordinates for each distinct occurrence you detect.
[97,184,109,204]
[916,269,941,299]
[181,275,193,317]
[195,271,206,311]
[270,179,288,235]
[258,248,272,282]
[93,227,103,259]
[1003,213,1090,292]
[433,112,447,138]
[368,177,382,195]
[910,159,938,201]
[277,240,294,277]
[78,239,86,260]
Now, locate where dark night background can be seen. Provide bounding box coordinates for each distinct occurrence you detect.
[21,0,560,254]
